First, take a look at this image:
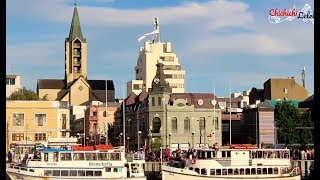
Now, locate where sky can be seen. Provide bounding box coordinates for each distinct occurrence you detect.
[7,0,314,98]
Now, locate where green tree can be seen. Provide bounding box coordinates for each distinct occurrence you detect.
[299,111,313,148]
[274,101,300,145]
[7,87,39,100]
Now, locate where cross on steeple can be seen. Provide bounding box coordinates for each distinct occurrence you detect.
[74,0,78,6]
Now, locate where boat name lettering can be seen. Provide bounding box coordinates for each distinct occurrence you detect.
[47,162,58,166]
[169,173,175,176]
[89,162,112,166]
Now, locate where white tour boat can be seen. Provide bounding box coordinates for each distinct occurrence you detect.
[6,145,146,180]
[162,144,301,180]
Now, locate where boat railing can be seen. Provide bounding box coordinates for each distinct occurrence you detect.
[133,154,145,160]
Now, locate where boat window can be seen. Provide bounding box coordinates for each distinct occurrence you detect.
[110,153,121,160]
[53,170,60,176]
[263,168,267,174]
[131,163,140,173]
[268,168,273,174]
[212,151,216,158]
[105,167,112,172]
[14,167,20,170]
[29,169,34,172]
[201,151,206,159]
[78,170,85,176]
[98,153,109,160]
[61,153,72,161]
[240,168,244,175]
[85,153,97,160]
[201,168,207,175]
[142,163,145,170]
[70,170,77,176]
[44,153,48,161]
[86,171,94,176]
[206,151,211,158]
[44,170,52,176]
[246,168,250,175]
[114,168,118,172]
[216,169,221,175]
[228,168,233,175]
[53,152,58,162]
[222,151,225,157]
[189,167,194,171]
[274,167,279,174]
[195,168,200,174]
[73,153,85,160]
[257,168,262,175]
[234,169,239,175]
[61,170,68,176]
[251,168,256,175]
[21,168,27,171]
[222,169,227,175]
[280,168,286,174]
[227,151,231,157]
[94,171,102,176]
[210,169,215,175]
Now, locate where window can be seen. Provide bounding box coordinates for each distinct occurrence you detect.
[133,84,140,90]
[86,171,94,176]
[199,117,205,130]
[283,88,288,94]
[35,133,46,141]
[70,170,77,176]
[73,153,85,160]
[210,169,215,175]
[152,97,155,106]
[171,118,177,133]
[61,153,72,161]
[114,168,118,172]
[35,113,46,126]
[12,113,24,126]
[98,153,109,160]
[44,170,52,176]
[85,153,97,160]
[53,170,60,176]
[103,111,107,117]
[110,153,121,160]
[158,97,162,106]
[94,171,102,176]
[6,78,10,85]
[215,118,219,130]
[184,117,190,133]
[61,170,69,176]
[12,133,24,141]
[152,117,161,133]
[78,170,85,176]
[105,167,112,172]
[62,132,66,137]
[93,112,97,116]
[62,114,67,129]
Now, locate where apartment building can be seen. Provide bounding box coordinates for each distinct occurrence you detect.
[6,101,70,152]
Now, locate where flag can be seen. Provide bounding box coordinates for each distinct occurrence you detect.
[137,29,159,42]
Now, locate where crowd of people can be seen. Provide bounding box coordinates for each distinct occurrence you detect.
[289,148,314,160]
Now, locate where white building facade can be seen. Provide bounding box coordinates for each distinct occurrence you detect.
[6,75,22,98]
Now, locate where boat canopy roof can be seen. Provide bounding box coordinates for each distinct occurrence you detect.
[40,148,73,153]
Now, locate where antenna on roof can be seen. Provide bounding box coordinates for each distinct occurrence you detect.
[301,66,306,88]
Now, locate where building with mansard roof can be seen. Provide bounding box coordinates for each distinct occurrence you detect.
[37,4,114,106]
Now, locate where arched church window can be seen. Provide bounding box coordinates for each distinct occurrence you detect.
[158,97,162,106]
[152,97,155,106]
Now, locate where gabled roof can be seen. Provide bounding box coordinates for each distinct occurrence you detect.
[88,80,114,90]
[125,92,137,106]
[37,79,66,89]
[135,91,148,103]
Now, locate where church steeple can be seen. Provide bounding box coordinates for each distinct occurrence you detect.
[69,2,85,42]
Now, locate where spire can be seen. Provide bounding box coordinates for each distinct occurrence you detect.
[69,1,85,42]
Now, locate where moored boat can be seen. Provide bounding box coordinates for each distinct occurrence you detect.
[6,145,146,180]
[162,144,301,180]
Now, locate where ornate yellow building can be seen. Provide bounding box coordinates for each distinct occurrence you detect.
[37,4,114,106]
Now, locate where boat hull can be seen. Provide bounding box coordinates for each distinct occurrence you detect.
[162,167,301,180]
[7,171,147,180]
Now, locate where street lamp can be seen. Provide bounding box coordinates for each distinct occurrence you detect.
[191,132,195,148]
[138,131,142,151]
[25,124,29,146]
[77,133,85,145]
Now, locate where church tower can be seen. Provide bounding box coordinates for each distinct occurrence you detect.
[65,2,88,86]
